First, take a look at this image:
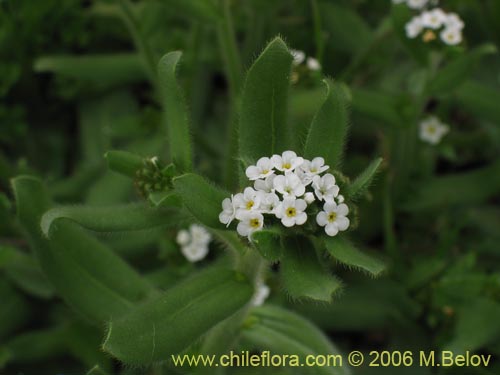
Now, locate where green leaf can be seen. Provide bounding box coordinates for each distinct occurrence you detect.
[158,51,193,172]
[403,160,500,211]
[243,305,350,375]
[346,157,383,200]
[0,245,54,299]
[103,266,253,364]
[87,366,110,375]
[304,80,350,168]
[454,80,500,124]
[426,44,498,95]
[34,54,146,86]
[239,37,293,164]
[0,280,30,340]
[281,236,341,302]
[324,236,386,277]
[41,203,183,237]
[148,191,182,207]
[173,173,228,228]
[446,298,500,353]
[105,150,143,178]
[12,176,154,323]
[250,229,282,261]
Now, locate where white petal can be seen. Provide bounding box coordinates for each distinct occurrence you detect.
[336,216,350,231]
[336,203,349,216]
[281,217,296,227]
[295,212,307,225]
[295,199,307,211]
[325,223,339,237]
[176,230,190,245]
[323,201,336,212]
[246,166,261,180]
[316,212,328,226]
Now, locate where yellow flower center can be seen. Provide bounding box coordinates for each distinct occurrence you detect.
[283,162,291,169]
[422,30,436,43]
[286,207,297,217]
[427,125,437,134]
[246,201,254,210]
[310,168,317,173]
[250,218,261,228]
[328,212,337,222]
[262,169,269,174]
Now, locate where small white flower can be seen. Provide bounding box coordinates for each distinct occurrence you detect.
[316,202,350,237]
[306,57,321,71]
[258,192,280,214]
[336,194,345,204]
[275,197,308,227]
[245,157,274,180]
[234,188,262,219]
[312,173,339,201]
[421,8,446,29]
[291,49,306,65]
[440,27,462,46]
[254,174,275,193]
[237,211,264,238]
[405,16,423,38]
[273,173,305,198]
[419,116,449,144]
[177,224,212,262]
[181,243,209,262]
[253,283,270,306]
[304,192,315,204]
[219,195,237,226]
[407,0,428,9]
[444,13,464,31]
[271,151,304,173]
[299,157,329,184]
[176,229,190,246]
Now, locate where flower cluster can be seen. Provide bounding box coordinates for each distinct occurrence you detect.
[219,151,350,239]
[291,49,321,71]
[176,224,212,262]
[394,0,464,45]
[134,156,170,197]
[419,116,449,144]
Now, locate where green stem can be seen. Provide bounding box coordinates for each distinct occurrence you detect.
[217,0,243,190]
[310,0,324,63]
[118,0,158,90]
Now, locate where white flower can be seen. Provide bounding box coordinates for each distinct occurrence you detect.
[421,8,446,29]
[316,202,350,237]
[405,16,423,38]
[407,0,428,9]
[245,157,274,180]
[253,283,270,306]
[254,174,275,193]
[273,173,305,198]
[259,192,280,214]
[177,224,211,262]
[176,229,190,245]
[271,151,304,173]
[291,49,306,65]
[304,192,315,204]
[275,197,308,227]
[440,27,462,46]
[336,194,345,204]
[306,57,321,71]
[234,188,262,219]
[312,173,339,201]
[444,13,464,31]
[299,157,329,184]
[237,212,264,238]
[419,116,449,144]
[219,195,237,226]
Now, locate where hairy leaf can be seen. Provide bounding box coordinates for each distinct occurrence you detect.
[103,266,253,364]
[324,236,385,277]
[158,51,193,172]
[105,150,143,178]
[346,157,383,200]
[251,228,282,261]
[304,80,350,168]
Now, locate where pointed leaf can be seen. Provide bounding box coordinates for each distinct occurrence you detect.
[304,80,350,168]
[173,173,228,228]
[239,37,293,163]
[158,51,193,172]
[281,236,341,302]
[103,266,253,364]
[346,157,383,200]
[324,236,385,277]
